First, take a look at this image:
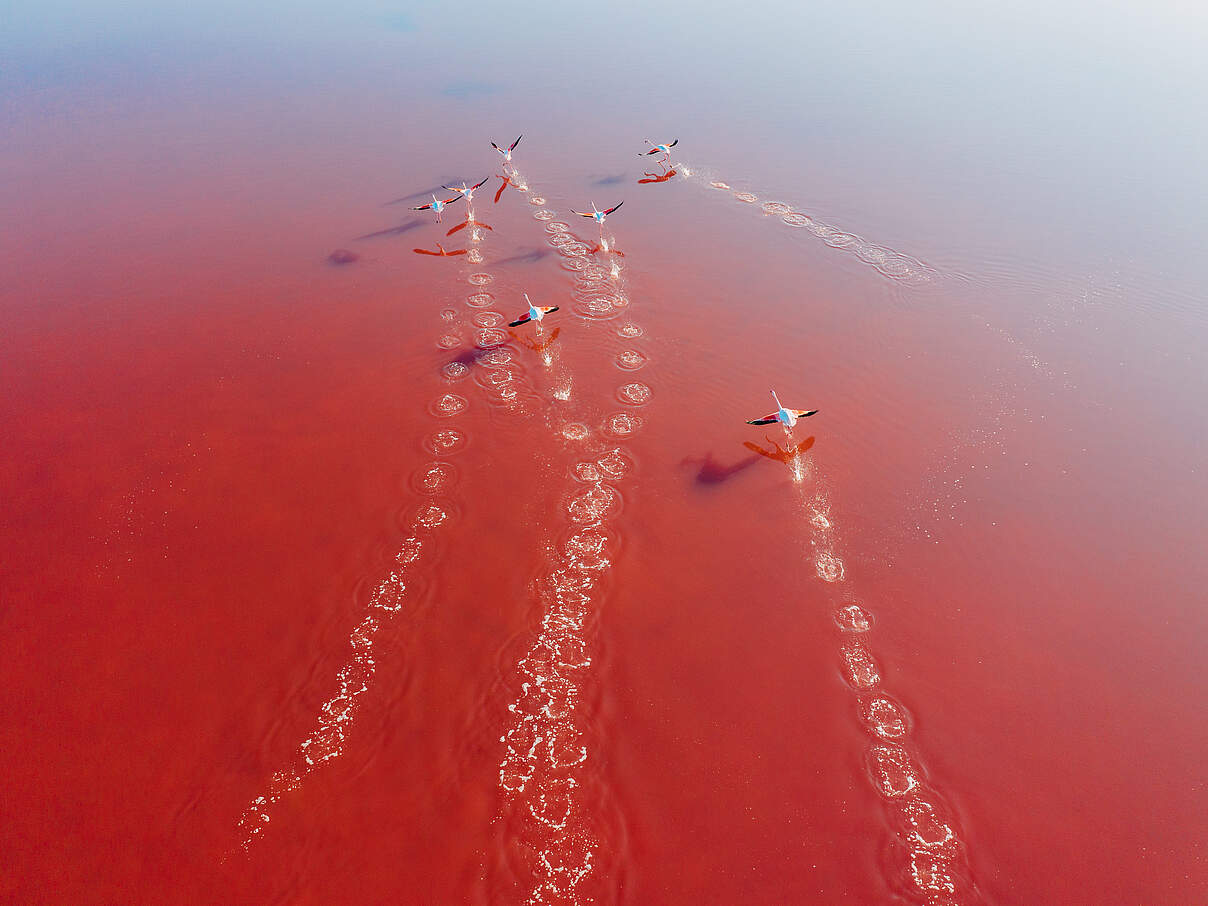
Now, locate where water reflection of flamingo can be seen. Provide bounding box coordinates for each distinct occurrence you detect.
[508,292,559,327]
[514,325,561,353]
[494,175,512,204]
[411,193,462,223]
[638,167,677,185]
[412,242,467,257]
[446,218,492,237]
[743,435,816,465]
[746,389,818,429]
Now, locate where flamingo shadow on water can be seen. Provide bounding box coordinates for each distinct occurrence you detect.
[680,451,762,485]
[354,220,425,241]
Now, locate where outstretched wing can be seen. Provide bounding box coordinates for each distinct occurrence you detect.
[508,314,532,327]
[643,147,661,155]
[793,409,819,418]
[442,194,463,206]
[411,202,433,211]
[669,138,679,148]
[509,134,523,151]
[472,175,490,190]
[603,201,624,215]
[491,142,506,154]
[746,413,780,425]
[543,306,560,315]
[570,210,595,218]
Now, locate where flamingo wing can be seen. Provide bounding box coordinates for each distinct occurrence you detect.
[747,412,781,425]
[603,201,624,215]
[472,175,490,190]
[793,409,819,418]
[509,134,523,151]
[669,139,679,148]
[442,194,463,206]
[411,202,433,211]
[508,314,532,327]
[541,306,560,315]
[570,210,595,218]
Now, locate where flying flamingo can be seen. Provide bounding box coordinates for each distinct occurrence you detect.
[411,193,462,223]
[491,135,523,164]
[570,201,624,226]
[442,176,490,204]
[640,139,678,165]
[508,292,559,328]
[746,390,818,429]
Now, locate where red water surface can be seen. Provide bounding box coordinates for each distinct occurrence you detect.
[4,4,1208,904]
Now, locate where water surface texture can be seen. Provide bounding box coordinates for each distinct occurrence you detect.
[3,1,1207,903]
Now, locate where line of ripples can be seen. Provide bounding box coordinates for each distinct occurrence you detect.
[689,165,939,286]
[786,453,979,904]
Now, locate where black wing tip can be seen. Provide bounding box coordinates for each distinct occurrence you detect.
[747,418,774,425]
[508,319,525,327]
[670,138,679,147]
[548,306,560,313]
[803,410,819,417]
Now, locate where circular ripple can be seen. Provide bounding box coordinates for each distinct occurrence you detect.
[429,393,467,418]
[533,210,555,220]
[867,744,922,799]
[615,350,648,371]
[573,291,625,321]
[547,232,574,247]
[824,231,859,249]
[561,422,589,441]
[710,181,731,190]
[841,642,880,689]
[595,449,632,479]
[440,308,457,321]
[573,462,602,482]
[410,461,458,495]
[529,196,546,205]
[560,242,590,256]
[480,348,513,366]
[441,361,470,381]
[468,272,494,286]
[617,323,644,338]
[410,499,456,531]
[581,264,609,281]
[616,382,652,405]
[467,249,483,263]
[436,334,461,349]
[466,291,495,308]
[423,428,468,456]
[816,552,845,583]
[476,363,522,392]
[734,191,758,203]
[835,602,873,632]
[567,485,621,523]
[475,328,509,348]
[783,212,813,227]
[546,221,570,233]
[603,412,643,437]
[762,201,792,215]
[860,695,911,740]
[473,311,504,328]
[560,256,589,272]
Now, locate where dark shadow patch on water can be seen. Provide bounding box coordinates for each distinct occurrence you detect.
[494,247,551,267]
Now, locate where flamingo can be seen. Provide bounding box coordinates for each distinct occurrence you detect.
[570,201,624,225]
[442,176,490,204]
[508,292,559,328]
[640,139,678,164]
[411,193,462,223]
[746,390,818,429]
[491,135,523,163]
